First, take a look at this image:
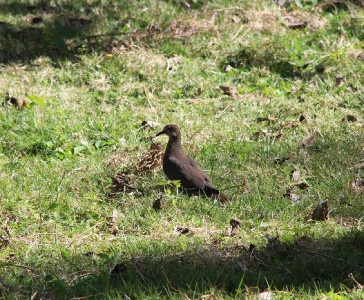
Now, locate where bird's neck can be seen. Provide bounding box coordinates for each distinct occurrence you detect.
[165,136,182,155]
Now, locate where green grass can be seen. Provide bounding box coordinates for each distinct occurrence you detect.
[1,0,364,299]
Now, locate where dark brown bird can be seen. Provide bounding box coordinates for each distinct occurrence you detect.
[156,124,229,203]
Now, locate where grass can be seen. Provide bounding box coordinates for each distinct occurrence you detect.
[1,0,364,298]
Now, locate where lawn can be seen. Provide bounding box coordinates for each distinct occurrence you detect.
[1,0,364,299]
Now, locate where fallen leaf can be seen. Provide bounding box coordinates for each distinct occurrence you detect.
[241,179,248,192]
[335,76,344,87]
[265,234,279,246]
[219,85,239,99]
[228,219,240,237]
[283,16,307,29]
[7,93,26,109]
[231,15,241,23]
[278,0,286,6]
[294,182,309,190]
[350,161,364,170]
[106,209,120,235]
[199,294,215,300]
[109,263,127,277]
[348,273,363,290]
[298,113,309,122]
[301,135,316,147]
[351,174,364,195]
[136,142,163,174]
[152,195,162,211]
[141,120,160,129]
[283,188,300,203]
[255,117,275,124]
[247,244,257,261]
[311,199,328,221]
[259,291,274,300]
[84,251,96,258]
[290,169,300,182]
[342,115,357,122]
[315,64,325,74]
[167,55,183,70]
[109,171,138,196]
[175,227,189,235]
[66,17,92,27]
[274,156,290,164]
[225,65,234,72]
[195,87,203,97]
[30,16,43,24]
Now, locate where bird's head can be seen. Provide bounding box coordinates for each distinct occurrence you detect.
[156,124,181,138]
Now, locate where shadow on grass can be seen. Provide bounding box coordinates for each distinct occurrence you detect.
[3,229,364,298]
[0,1,97,64]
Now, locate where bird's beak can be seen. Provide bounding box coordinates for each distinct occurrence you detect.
[155,129,166,137]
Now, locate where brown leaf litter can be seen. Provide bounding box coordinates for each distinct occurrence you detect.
[152,195,162,211]
[106,210,120,235]
[135,142,163,174]
[109,171,139,197]
[219,85,240,99]
[306,199,328,221]
[4,93,27,109]
[227,219,240,237]
[351,174,364,195]
[283,188,300,203]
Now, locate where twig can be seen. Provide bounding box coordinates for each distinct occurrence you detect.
[2,263,36,273]
[300,249,364,269]
[70,293,104,300]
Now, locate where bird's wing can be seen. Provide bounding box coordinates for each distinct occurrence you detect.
[166,155,214,190]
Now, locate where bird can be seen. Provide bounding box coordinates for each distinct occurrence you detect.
[156,124,229,203]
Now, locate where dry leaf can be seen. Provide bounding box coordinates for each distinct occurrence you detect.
[335,76,344,87]
[199,294,215,300]
[84,251,96,258]
[283,16,307,29]
[315,64,325,74]
[167,55,183,70]
[225,65,234,72]
[342,115,357,122]
[175,227,189,235]
[228,219,240,237]
[274,156,290,164]
[247,244,256,260]
[109,171,138,196]
[136,142,163,174]
[311,199,328,221]
[283,188,300,203]
[106,210,120,235]
[290,169,300,182]
[351,174,364,195]
[241,179,248,192]
[298,113,309,122]
[109,263,127,277]
[152,195,162,211]
[350,161,364,170]
[7,93,26,109]
[231,15,241,23]
[256,117,275,124]
[141,120,160,129]
[348,273,363,290]
[31,16,43,25]
[219,85,239,99]
[259,291,274,300]
[265,234,279,246]
[301,135,316,147]
[195,87,203,97]
[294,182,309,190]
